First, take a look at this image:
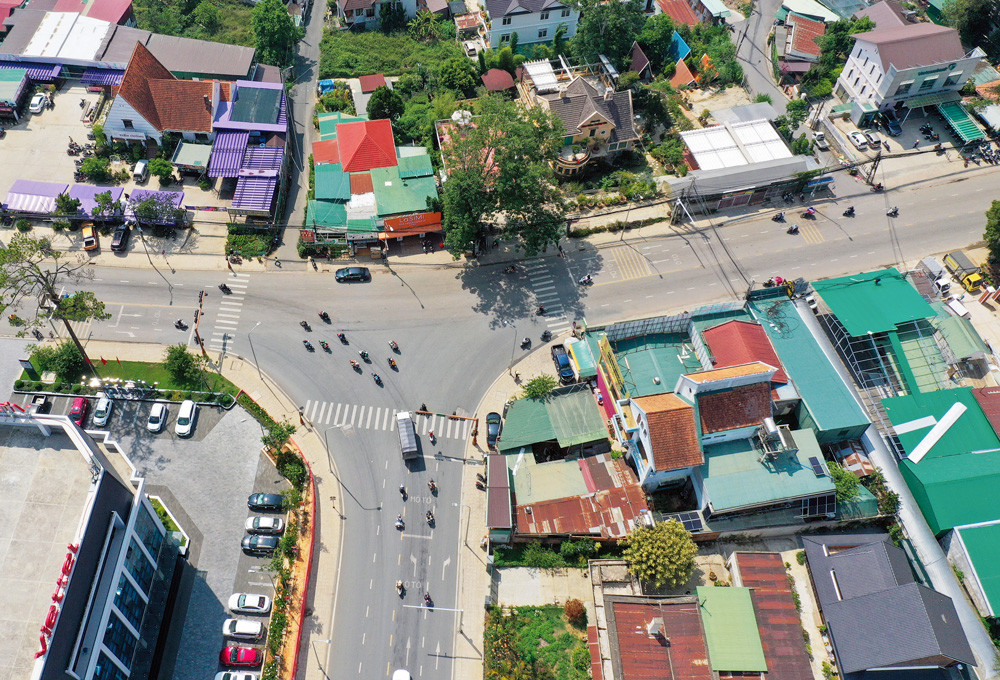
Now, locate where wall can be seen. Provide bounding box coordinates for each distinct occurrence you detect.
[943,529,993,618]
[104,97,161,144]
[487,9,578,48]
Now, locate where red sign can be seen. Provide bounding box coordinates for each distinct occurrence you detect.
[383,212,442,231]
[36,544,78,658]
[299,229,316,243]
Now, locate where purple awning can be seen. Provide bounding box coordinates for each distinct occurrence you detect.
[67,184,123,218]
[0,61,62,81]
[4,180,69,214]
[233,176,277,212]
[209,131,248,178]
[241,145,283,171]
[81,68,124,86]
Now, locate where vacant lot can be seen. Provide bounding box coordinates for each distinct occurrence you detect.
[318,30,466,78]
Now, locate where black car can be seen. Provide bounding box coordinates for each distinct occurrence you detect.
[335,267,371,283]
[486,412,502,448]
[879,110,902,137]
[110,224,131,252]
[242,534,279,556]
[550,344,575,384]
[247,493,284,512]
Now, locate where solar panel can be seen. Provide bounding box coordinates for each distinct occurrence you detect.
[665,512,703,533]
[808,456,825,476]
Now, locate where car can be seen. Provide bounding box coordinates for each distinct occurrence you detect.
[222,619,264,640]
[147,402,167,433]
[335,267,370,283]
[215,673,259,680]
[486,412,502,448]
[880,110,902,136]
[132,159,149,183]
[69,397,88,426]
[82,224,99,251]
[813,132,830,151]
[247,493,284,512]
[392,671,412,680]
[864,130,881,147]
[218,647,262,667]
[92,393,113,427]
[245,516,285,535]
[174,399,196,437]
[111,224,131,252]
[550,344,575,384]
[848,131,868,150]
[242,535,279,556]
[228,593,272,615]
[29,93,46,114]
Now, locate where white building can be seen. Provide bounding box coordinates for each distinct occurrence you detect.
[481,0,578,49]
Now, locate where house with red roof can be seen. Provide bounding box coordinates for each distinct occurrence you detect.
[776,11,826,79]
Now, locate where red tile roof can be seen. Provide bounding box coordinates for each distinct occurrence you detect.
[657,0,699,26]
[349,172,374,195]
[610,599,712,680]
[116,42,176,131]
[703,320,788,384]
[732,553,814,680]
[632,394,703,471]
[787,12,825,58]
[358,73,387,93]
[972,387,1000,436]
[337,119,397,173]
[670,58,698,88]
[481,68,515,91]
[697,382,772,434]
[312,139,340,165]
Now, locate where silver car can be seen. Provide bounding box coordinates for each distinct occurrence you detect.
[92,393,113,427]
[848,131,868,150]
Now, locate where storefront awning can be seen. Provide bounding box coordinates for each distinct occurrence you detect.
[4,180,68,213]
[0,61,61,82]
[209,131,249,178]
[233,175,277,212]
[81,68,124,86]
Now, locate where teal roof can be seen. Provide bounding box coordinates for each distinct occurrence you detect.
[503,454,589,505]
[347,218,376,233]
[317,111,367,141]
[699,0,731,16]
[499,384,608,451]
[397,153,434,179]
[305,200,347,228]
[696,587,767,672]
[748,298,869,434]
[315,163,351,201]
[370,166,437,217]
[811,269,935,336]
[900,450,1000,534]
[171,141,212,167]
[565,337,597,379]
[958,523,1000,616]
[0,68,27,103]
[882,388,999,462]
[701,428,835,512]
[597,332,703,398]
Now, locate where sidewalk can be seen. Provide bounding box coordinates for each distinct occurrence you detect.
[451,330,581,680]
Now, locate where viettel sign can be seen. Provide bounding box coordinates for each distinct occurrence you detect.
[36,543,80,658]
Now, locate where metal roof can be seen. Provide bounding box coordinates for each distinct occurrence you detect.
[315,163,351,201]
[522,60,558,93]
[232,175,276,212]
[0,68,27,103]
[499,383,609,451]
[882,387,998,464]
[0,59,61,81]
[80,67,122,85]
[681,119,792,171]
[607,598,712,680]
[370,166,437,217]
[812,268,934,336]
[3,180,68,213]
[930,314,989,360]
[956,522,1000,617]
[66,184,123,218]
[565,337,597,379]
[171,141,212,168]
[696,587,766,672]
[486,453,512,529]
[208,131,248,178]
[230,85,282,125]
[305,200,347,228]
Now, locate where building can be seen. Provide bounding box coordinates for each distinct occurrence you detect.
[0,402,179,680]
[777,11,826,79]
[23,0,135,25]
[803,533,975,678]
[517,59,638,175]
[480,0,579,49]
[335,0,418,29]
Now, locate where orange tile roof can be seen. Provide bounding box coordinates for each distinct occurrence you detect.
[703,320,788,384]
[698,382,772,434]
[116,42,175,131]
[657,0,699,26]
[684,361,776,384]
[670,58,697,88]
[358,73,387,93]
[633,393,703,471]
[337,119,398,173]
[312,139,341,164]
[787,12,825,58]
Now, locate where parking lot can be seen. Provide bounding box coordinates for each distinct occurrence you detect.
[11,386,289,680]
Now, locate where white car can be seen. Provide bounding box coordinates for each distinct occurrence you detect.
[813,132,830,151]
[245,516,285,535]
[29,93,46,114]
[174,399,197,437]
[228,593,272,614]
[392,671,411,680]
[92,393,113,427]
[848,131,868,150]
[222,618,263,640]
[215,673,258,680]
[147,402,167,432]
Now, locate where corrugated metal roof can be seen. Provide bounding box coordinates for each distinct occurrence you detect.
[703,320,788,383]
[80,67,123,85]
[67,184,123,218]
[680,119,792,171]
[350,172,374,196]
[696,587,766,672]
[312,139,340,165]
[565,337,597,379]
[812,268,934,336]
[499,384,608,451]
[4,179,68,213]
[172,141,212,167]
[232,175,276,211]
[957,522,1000,617]
[209,131,248,178]
[0,59,61,81]
[932,315,989,360]
[358,73,386,93]
[608,599,712,680]
[305,200,347,228]
[370,166,438,217]
[486,454,512,529]
[397,153,434,179]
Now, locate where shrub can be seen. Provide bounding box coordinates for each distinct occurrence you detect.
[52,220,70,232]
[31,341,87,382]
[14,380,24,390]
[521,541,563,569]
[16,219,31,232]
[276,449,308,490]
[71,384,84,394]
[237,392,278,430]
[564,598,587,627]
[796,550,806,565]
[198,177,214,191]
[267,609,287,655]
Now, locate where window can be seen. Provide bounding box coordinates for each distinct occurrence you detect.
[134,505,164,561]
[500,33,510,43]
[124,539,155,595]
[123,120,134,130]
[943,73,962,87]
[501,16,510,24]
[847,69,853,79]
[860,86,866,95]
[114,573,147,631]
[894,82,911,96]
[365,6,374,16]
[93,652,128,680]
[540,10,549,19]
[801,494,836,517]
[561,8,570,15]
[589,129,596,137]
[538,28,547,38]
[102,612,138,669]
[919,77,936,90]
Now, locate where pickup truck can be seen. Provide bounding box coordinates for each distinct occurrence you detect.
[813,132,830,151]
[551,344,575,384]
[396,411,419,460]
[943,251,983,293]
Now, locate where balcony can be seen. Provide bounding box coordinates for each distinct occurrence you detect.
[555,146,591,174]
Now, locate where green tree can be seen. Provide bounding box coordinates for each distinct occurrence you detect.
[53,193,82,219]
[622,520,697,589]
[163,344,209,385]
[408,9,439,42]
[477,50,487,74]
[552,23,568,55]
[440,96,564,256]
[366,85,405,122]
[984,200,1000,265]
[637,13,675,71]
[251,0,300,67]
[30,340,87,382]
[79,156,111,183]
[497,46,515,75]
[828,461,860,502]
[148,157,175,182]
[522,374,558,398]
[618,70,641,89]
[92,190,122,222]
[263,420,298,451]
[129,194,185,227]
[192,0,220,31]
[942,0,999,53]
[0,234,110,364]
[439,57,478,94]
[509,31,519,53]
[572,0,646,69]
[379,1,406,32]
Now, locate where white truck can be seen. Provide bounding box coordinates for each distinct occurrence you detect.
[396,411,419,460]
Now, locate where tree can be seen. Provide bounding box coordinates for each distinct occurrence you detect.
[79,156,111,183]
[984,200,1000,266]
[148,157,174,182]
[828,461,860,502]
[522,374,558,398]
[942,0,999,52]
[408,9,440,42]
[30,340,87,382]
[497,46,515,75]
[129,194,185,227]
[552,23,568,55]
[573,0,646,69]
[163,344,209,385]
[367,85,405,123]
[564,599,587,627]
[477,51,487,74]
[637,13,675,71]
[263,420,298,452]
[192,0,219,31]
[92,190,122,222]
[440,96,564,256]
[53,193,82,219]
[509,31,519,54]
[0,234,110,367]
[439,57,478,94]
[251,0,300,68]
[622,520,697,589]
[379,1,406,33]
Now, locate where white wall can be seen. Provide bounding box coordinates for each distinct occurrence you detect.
[104,97,160,144]
[487,8,578,48]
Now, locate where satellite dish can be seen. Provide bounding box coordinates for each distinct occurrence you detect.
[451,109,472,126]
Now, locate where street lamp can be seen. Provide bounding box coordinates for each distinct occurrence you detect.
[310,638,331,680]
[247,321,263,380]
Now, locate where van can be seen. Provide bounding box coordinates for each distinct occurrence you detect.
[175,399,197,437]
[396,411,419,460]
[132,160,149,183]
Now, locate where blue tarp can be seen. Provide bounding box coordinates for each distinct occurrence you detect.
[317,79,336,95]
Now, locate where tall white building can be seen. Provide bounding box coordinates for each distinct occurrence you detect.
[481,0,579,49]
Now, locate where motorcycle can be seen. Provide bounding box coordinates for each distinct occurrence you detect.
[520,337,531,349]
[887,207,899,217]
[426,511,434,525]
[428,479,437,493]
[337,332,348,344]
[174,320,187,330]
[396,580,405,596]
[389,340,399,352]
[504,265,517,274]
[429,431,436,444]
[350,360,361,372]
[320,340,330,352]
[424,593,432,607]
[373,373,383,386]
[541,330,552,342]
[771,212,785,222]
[537,306,546,316]
[578,275,593,286]
[399,484,407,500]
[802,207,816,219]
[395,515,404,530]
[843,207,855,217]
[219,283,231,294]
[319,311,330,323]
[359,350,370,362]
[388,358,398,370]
[871,184,884,193]
[300,320,310,331]
[787,225,799,235]
[303,340,314,352]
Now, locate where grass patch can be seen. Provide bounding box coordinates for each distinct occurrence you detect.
[485,606,589,680]
[492,539,616,568]
[149,497,188,546]
[318,30,466,78]
[133,0,254,48]
[19,359,239,400]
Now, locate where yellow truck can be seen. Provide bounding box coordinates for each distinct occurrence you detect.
[943,251,984,292]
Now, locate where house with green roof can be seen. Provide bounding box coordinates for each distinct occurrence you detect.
[696,586,766,674]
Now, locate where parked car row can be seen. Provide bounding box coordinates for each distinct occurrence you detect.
[64,394,197,436]
[242,493,286,556]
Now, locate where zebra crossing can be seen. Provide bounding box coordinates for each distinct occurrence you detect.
[301,400,474,439]
[523,259,573,334]
[207,273,250,352]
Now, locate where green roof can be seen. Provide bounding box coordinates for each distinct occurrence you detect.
[315,163,351,201]
[696,587,767,672]
[171,141,212,167]
[503,454,589,505]
[811,269,934,336]
[347,218,376,233]
[397,153,434,179]
[565,337,597,379]
[900,451,1000,534]
[701,428,835,512]
[584,332,702,398]
[499,384,608,451]
[370,166,438,217]
[317,111,367,141]
[0,68,28,103]
[748,298,869,436]
[958,523,1000,616]
[882,388,998,462]
[931,314,989,360]
[305,200,347,228]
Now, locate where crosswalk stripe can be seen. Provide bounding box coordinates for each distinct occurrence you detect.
[319,402,330,424]
[350,404,358,426]
[390,412,396,431]
[333,403,343,425]
[298,402,472,438]
[382,409,391,430]
[366,407,375,429]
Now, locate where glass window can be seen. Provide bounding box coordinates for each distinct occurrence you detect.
[500,34,510,43]
[123,120,134,130]
[920,78,937,90]
[134,505,164,562]
[102,612,138,669]
[561,8,570,16]
[124,539,155,595]
[93,651,128,680]
[538,28,547,38]
[894,82,911,95]
[944,73,961,87]
[501,16,510,24]
[114,573,147,631]
[540,10,549,19]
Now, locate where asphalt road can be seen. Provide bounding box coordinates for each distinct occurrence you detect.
[733,0,786,113]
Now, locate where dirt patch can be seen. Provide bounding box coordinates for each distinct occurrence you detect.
[684,85,754,118]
